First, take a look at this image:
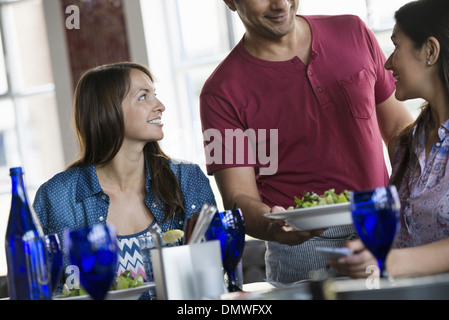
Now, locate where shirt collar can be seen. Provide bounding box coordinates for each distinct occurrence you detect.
[438,119,449,140]
[75,165,103,202]
[413,118,449,145]
[75,162,154,202]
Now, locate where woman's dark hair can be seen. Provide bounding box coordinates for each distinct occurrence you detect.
[69,62,184,222]
[390,0,449,190]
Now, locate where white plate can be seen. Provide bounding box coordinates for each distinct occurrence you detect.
[54,282,156,300]
[264,202,352,231]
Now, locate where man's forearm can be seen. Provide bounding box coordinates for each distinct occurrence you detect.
[222,193,275,241]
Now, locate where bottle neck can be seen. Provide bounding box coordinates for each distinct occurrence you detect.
[11,172,28,204]
[8,167,45,237]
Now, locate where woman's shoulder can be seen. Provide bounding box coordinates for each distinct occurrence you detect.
[167,159,216,207]
[39,166,82,188]
[35,166,95,199]
[168,159,203,175]
[33,167,84,212]
[167,159,211,186]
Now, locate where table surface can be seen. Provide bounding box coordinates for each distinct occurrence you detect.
[3,272,449,300]
[224,272,449,300]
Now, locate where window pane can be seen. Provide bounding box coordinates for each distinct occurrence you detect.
[299,0,368,18]
[0,99,20,182]
[367,0,412,30]
[0,34,7,95]
[0,134,6,167]
[5,0,53,91]
[188,65,218,102]
[0,192,11,276]
[176,0,228,59]
[16,93,64,188]
[0,95,64,191]
[0,0,61,278]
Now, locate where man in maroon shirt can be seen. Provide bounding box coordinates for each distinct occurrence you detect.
[200,0,413,282]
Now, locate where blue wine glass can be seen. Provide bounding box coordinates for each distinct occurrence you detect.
[350,186,400,278]
[205,209,245,292]
[44,233,63,294]
[66,224,118,300]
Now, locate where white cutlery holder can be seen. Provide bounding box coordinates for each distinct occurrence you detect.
[152,240,225,300]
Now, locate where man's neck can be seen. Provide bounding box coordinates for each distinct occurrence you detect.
[243,16,312,64]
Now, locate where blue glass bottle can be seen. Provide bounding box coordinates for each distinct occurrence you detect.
[5,167,51,300]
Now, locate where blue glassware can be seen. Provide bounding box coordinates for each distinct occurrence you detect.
[5,167,51,300]
[66,224,118,300]
[205,209,245,292]
[350,186,400,277]
[45,233,63,293]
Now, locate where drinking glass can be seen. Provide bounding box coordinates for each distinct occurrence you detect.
[137,232,157,283]
[44,233,63,294]
[66,224,118,300]
[350,186,400,277]
[205,209,245,292]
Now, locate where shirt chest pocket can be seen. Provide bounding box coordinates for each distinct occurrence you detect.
[338,68,376,119]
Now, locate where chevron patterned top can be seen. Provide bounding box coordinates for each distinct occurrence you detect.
[116,229,150,281]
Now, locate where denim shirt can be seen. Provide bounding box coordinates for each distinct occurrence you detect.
[33,160,217,290]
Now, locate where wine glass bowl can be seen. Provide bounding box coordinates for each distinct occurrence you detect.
[66,224,118,300]
[205,209,245,292]
[350,186,400,277]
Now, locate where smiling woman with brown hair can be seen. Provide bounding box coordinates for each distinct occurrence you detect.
[33,62,216,296]
[330,0,449,278]
[68,62,186,226]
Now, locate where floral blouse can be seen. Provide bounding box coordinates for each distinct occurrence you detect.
[392,119,449,248]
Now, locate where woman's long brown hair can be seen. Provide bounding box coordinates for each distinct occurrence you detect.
[68,62,184,222]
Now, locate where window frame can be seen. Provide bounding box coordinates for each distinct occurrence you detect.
[0,0,57,194]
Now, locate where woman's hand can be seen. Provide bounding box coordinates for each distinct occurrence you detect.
[327,239,378,278]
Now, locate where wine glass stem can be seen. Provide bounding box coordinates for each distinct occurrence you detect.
[226,270,242,292]
[377,259,388,278]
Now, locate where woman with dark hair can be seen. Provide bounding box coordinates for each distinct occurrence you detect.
[33,62,216,292]
[330,0,449,278]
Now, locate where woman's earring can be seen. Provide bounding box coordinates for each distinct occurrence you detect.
[427,60,432,66]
